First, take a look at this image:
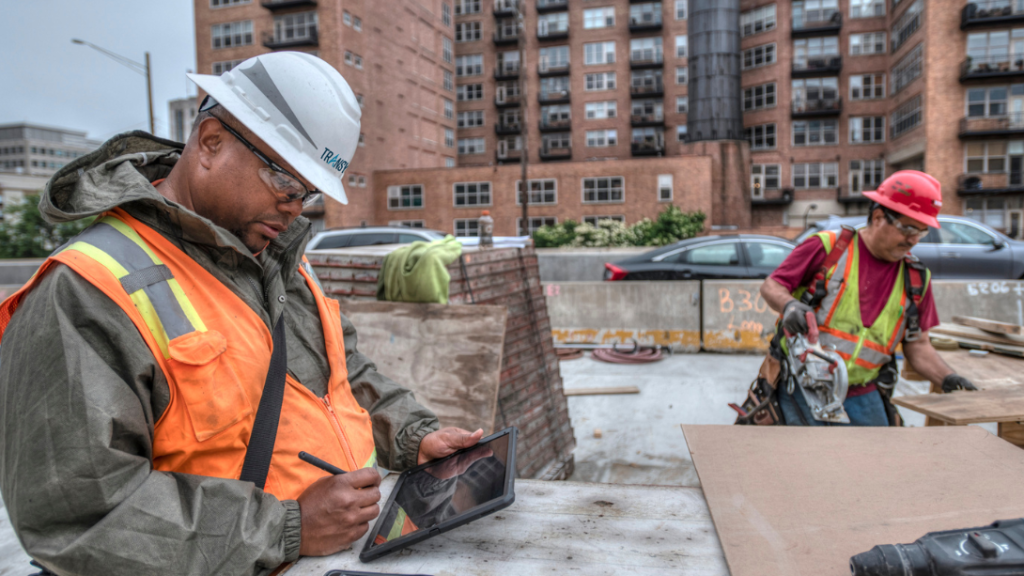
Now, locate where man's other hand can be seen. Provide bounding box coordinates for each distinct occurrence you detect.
[942,374,979,393]
[417,427,484,466]
[297,468,382,556]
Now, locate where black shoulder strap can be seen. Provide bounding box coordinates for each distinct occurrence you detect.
[802,226,856,308]
[239,316,287,489]
[902,258,926,342]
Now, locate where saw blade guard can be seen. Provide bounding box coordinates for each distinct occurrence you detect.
[786,332,851,424]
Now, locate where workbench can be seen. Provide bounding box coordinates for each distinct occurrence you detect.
[283,476,730,576]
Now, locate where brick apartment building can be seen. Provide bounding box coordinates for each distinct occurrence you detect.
[193,0,1024,238]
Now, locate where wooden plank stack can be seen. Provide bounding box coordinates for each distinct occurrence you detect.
[306,245,577,480]
[931,316,1024,358]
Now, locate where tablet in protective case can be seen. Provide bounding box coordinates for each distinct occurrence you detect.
[359,427,517,562]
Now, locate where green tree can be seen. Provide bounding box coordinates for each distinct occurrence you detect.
[0,194,94,259]
[531,206,706,248]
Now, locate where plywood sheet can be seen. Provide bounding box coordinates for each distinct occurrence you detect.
[339,300,507,434]
[932,323,1024,348]
[935,349,1024,390]
[892,386,1024,424]
[682,425,1024,576]
[953,315,1024,336]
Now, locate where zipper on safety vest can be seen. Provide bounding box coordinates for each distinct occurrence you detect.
[322,394,358,470]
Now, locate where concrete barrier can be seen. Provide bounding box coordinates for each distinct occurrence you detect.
[702,280,779,353]
[536,248,649,282]
[0,260,42,285]
[543,281,701,351]
[930,280,1024,324]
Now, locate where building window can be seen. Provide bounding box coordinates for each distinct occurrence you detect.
[849,160,884,194]
[966,86,1012,118]
[675,35,688,58]
[212,59,243,74]
[891,94,922,138]
[793,0,838,28]
[358,133,365,147]
[210,0,250,7]
[455,54,481,76]
[457,110,485,127]
[891,43,922,94]
[851,73,885,100]
[792,77,838,112]
[745,123,777,150]
[354,16,362,31]
[517,179,557,205]
[742,43,776,70]
[676,125,688,141]
[457,83,483,101]
[631,69,663,92]
[454,219,480,237]
[518,217,558,234]
[273,12,317,41]
[358,176,367,187]
[444,128,455,147]
[793,36,839,71]
[387,185,424,209]
[539,76,570,100]
[539,45,570,70]
[445,157,456,168]
[676,66,688,85]
[630,3,663,27]
[630,37,663,64]
[496,50,520,75]
[540,104,571,128]
[676,96,688,114]
[632,127,664,148]
[443,99,453,119]
[632,99,664,121]
[348,174,358,187]
[584,7,615,29]
[390,220,426,228]
[454,0,480,15]
[354,55,363,69]
[443,38,453,63]
[444,70,454,91]
[850,31,886,55]
[454,181,492,206]
[582,177,624,203]
[585,101,617,119]
[743,82,776,111]
[793,119,838,146]
[658,174,673,201]
[850,0,884,18]
[584,41,616,65]
[586,129,618,147]
[751,164,781,199]
[211,20,253,49]
[675,0,687,19]
[741,4,776,37]
[965,141,1007,173]
[455,22,481,42]
[458,137,485,154]
[792,163,839,188]
[585,72,617,91]
[542,132,572,153]
[850,117,885,143]
[584,215,625,225]
[538,12,569,36]
[891,0,923,52]
[442,3,451,26]
[343,11,352,25]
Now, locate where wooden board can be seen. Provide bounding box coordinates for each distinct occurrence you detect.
[953,315,1024,336]
[682,425,1024,576]
[338,300,507,434]
[932,323,1024,348]
[284,477,730,576]
[563,386,640,396]
[935,349,1024,390]
[892,386,1024,424]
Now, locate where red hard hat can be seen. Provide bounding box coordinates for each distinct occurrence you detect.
[863,170,942,228]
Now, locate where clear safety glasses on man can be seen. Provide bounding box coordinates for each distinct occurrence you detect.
[883,209,929,239]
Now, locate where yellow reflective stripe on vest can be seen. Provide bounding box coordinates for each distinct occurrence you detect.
[363,448,377,469]
[61,218,203,359]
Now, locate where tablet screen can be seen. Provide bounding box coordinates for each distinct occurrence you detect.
[368,431,511,549]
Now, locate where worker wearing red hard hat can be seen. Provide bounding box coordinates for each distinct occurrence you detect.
[753,170,976,427]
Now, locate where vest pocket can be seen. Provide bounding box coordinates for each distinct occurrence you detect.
[167,330,253,442]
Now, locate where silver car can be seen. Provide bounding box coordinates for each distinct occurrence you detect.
[307,227,446,250]
[796,215,1024,279]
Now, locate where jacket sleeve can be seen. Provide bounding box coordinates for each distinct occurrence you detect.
[340,313,440,472]
[0,265,301,576]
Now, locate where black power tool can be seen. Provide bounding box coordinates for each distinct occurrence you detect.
[850,518,1024,576]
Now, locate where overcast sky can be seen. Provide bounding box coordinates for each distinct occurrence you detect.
[0,0,196,141]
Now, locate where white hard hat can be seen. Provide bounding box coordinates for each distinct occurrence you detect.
[187,52,360,205]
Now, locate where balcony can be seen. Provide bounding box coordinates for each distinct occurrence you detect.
[630,82,664,97]
[539,118,572,132]
[792,56,842,78]
[536,0,568,13]
[631,140,664,156]
[496,148,523,163]
[962,1,1024,30]
[751,188,794,207]
[792,12,842,37]
[493,29,519,45]
[629,16,663,33]
[494,63,520,80]
[630,53,664,69]
[791,97,842,117]
[494,93,521,107]
[262,0,316,9]
[495,121,521,135]
[539,145,572,161]
[959,113,1024,138]
[960,56,1024,82]
[538,62,570,76]
[538,27,569,41]
[958,172,1024,195]
[262,30,318,49]
[630,113,665,127]
[834,186,870,205]
[538,89,570,104]
[494,0,517,17]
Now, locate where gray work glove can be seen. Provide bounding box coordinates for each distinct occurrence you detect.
[941,374,978,393]
[781,300,815,337]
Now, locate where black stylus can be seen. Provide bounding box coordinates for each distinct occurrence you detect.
[298,451,347,475]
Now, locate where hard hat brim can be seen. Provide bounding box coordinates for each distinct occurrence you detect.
[863,190,940,229]
[187,72,349,205]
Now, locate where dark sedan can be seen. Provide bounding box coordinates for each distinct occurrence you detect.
[604,235,796,281]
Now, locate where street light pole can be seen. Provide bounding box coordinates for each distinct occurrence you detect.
[71,39,154,134]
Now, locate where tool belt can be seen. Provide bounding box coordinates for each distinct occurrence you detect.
[730,329,789,425]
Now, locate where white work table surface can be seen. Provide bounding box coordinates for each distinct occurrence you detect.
[285,477,729,576]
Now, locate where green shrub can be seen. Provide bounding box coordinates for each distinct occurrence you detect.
[532,205,706,248]
[0,194,95,259]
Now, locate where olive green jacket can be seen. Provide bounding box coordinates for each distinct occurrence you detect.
[0,132,439,576]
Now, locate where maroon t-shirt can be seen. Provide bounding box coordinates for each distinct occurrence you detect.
[769,235,939,332]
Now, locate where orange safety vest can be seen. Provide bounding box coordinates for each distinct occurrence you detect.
[0,208,377,500]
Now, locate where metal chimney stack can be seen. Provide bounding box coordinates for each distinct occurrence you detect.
[687,0,744,142]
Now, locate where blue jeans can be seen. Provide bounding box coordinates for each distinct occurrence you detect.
[778,382,890,426]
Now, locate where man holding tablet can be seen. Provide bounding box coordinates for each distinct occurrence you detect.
[0,53,482,575]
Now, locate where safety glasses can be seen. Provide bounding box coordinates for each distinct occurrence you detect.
[883,210,930,240]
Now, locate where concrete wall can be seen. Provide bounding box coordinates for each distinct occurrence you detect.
[701,280,776,353]
[930,280,1024,325]
[0,260,41,285]
[536,248,648,282]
